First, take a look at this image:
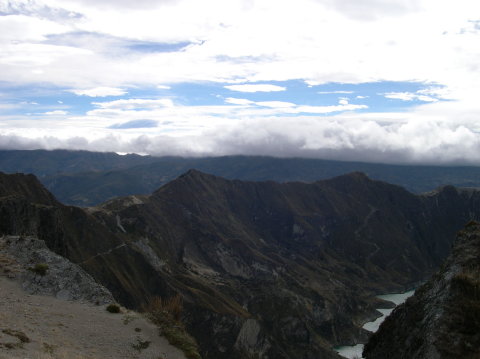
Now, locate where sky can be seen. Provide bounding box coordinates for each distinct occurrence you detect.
[1,0,480,164]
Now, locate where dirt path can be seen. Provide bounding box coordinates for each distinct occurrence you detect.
[0,277,186,359]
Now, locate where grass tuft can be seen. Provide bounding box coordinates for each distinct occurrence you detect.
[145,294,202,359]
[29,263,49,276]
[106,303,121,313]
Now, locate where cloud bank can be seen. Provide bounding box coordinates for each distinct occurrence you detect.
[1,0,480,164]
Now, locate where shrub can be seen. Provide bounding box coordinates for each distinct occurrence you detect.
[132,338,150,352]
[106,303,121,313]
[30,263,49,276]
[465,220,479,228]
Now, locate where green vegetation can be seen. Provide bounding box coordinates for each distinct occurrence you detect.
[43,342,57,355]
[30,263,49,276]
[145,294,202,359]
[131,338,151,352]
[106,303,121,313]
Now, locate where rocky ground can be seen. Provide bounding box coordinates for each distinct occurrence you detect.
[0,235,186,359]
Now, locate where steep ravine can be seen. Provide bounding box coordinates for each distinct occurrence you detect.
[2,171,480,358]
[363,221,480,359]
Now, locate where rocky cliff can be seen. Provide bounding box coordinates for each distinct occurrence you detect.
[363,221,480,359]
[0,235,187,359]
[2,170,480,358]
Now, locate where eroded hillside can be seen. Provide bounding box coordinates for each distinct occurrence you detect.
[1,170,480,358]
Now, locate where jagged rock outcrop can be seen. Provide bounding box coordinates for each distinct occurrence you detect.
[363,221,480,359]
[0,235,113,304]
[2,170,480,359]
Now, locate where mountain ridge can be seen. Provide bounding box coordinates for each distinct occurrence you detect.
[4,149,480,206]
[1,169,480,358]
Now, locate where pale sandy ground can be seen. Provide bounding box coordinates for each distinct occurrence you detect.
[0,277,186,359]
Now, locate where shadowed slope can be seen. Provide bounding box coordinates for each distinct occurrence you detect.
[363,221,480,359]
[2,170,480,358]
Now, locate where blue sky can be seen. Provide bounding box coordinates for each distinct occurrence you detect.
[1,0,480,164]
[1,80,444,117]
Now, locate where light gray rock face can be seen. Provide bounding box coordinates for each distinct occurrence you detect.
[0,235,114,304]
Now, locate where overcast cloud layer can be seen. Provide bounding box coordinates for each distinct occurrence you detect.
[1,0,480,164]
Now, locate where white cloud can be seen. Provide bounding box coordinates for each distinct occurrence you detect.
[2,0,480,164]
[317,91,354,94]
[157,85,171,90]
[1,0,479,98]
[224,84,287,93]
[43,110,68,115]
[70,87,127,97]
[383,92,438,102]
[92,98,174,110]
[256,101,295,108]
[317,0,421,21]
[224,97,254,105]
[338,98,349,105]
[3,100,480,165]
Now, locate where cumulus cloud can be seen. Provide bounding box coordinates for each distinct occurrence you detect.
[2,0,480,165]
[62,0,180,10]
[2,108,480,165]
[92,98,174,110]
[70,87,127,97]
[43,110,68,115]
[383,92,438,102]
[224,97,254,105]
[224,84,287,93]
[317,0,421,21]
[317,91,354,94]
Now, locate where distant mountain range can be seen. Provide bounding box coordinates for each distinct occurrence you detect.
[1,169,480,358]
[2,149,480,206]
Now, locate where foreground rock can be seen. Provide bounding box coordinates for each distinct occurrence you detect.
[363,221,480,359]
[0,236,186,359]
[0,235,113,304]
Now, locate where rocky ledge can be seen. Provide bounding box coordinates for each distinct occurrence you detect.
[0,235,113,304]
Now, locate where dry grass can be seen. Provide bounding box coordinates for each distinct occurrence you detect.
[145,294,201,359]
[451,271,480,300]
[146,294,183,321]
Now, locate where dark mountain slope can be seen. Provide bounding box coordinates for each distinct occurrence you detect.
[0,149,156,176]
[1,170,480,358]
[0,172,171,307]
[92,170,480,358]
[363,221,480,359]
[0,172,58,205]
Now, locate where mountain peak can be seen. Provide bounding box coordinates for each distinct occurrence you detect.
[0,172,59,205]
[179,168,211,178]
